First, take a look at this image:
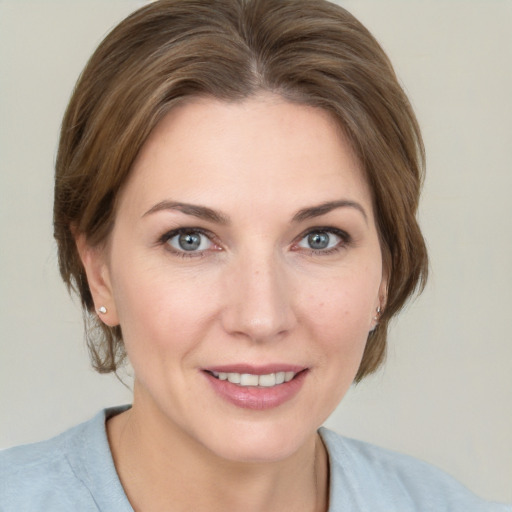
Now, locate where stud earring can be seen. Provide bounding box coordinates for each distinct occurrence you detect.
[370,306,382,333]
[97,306,107,314]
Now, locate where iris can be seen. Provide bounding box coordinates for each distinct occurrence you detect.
[307,232,330,250]
[179,232,202,251]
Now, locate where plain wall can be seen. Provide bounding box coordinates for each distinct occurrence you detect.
[0,0,511,503]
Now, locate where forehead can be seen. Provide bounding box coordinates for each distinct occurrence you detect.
[120,94,373,218]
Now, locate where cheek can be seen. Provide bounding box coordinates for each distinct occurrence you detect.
[303,270,378,332]
[308,299,369,360]
[297,280,374,420]
[298,267,380,363]
[110,259,221,354]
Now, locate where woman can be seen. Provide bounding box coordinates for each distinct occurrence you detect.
[1,0,510,510]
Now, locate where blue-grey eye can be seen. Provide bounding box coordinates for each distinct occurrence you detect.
[167,231,212,252]
[298,231,341,251]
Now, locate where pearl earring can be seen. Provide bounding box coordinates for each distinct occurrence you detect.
[97,306,107,314]
[373,306,381,322]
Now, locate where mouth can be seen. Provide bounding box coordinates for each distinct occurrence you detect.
[205,370,301,388]
[202,366,308,410]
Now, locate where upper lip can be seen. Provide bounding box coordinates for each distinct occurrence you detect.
[202,364,306,375]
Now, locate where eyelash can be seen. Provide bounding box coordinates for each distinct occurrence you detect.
[293,226,352,257]
[158,226,352,258]
[159,227,218,259]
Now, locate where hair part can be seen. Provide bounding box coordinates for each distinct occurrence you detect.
[54,0,428,381]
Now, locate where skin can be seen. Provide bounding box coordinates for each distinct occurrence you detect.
[78,93,386,512]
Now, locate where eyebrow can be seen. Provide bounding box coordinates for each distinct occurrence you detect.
[292,200,368,224]
[142,198,368,225]
[142,200,230,224]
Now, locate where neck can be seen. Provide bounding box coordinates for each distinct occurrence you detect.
[107,390,329,512]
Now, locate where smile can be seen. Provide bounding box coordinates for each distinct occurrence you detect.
[203,366,308,410]
[208,371,297,388]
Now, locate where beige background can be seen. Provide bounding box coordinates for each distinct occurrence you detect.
[0,0,511,503]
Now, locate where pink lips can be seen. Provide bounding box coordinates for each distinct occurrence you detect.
[202,364,308,410]
[205,363,305,375]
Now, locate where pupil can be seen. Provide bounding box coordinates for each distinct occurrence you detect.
[308,232,329,249]
[179,232,201,251]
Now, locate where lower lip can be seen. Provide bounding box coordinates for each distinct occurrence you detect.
[203,370,308,410]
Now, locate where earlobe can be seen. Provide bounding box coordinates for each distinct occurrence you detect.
[369,305,381,332]
[370,273,388,332]
[75,233,119,327]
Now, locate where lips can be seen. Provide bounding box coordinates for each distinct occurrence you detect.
[202,365,308,410]
[207,370,297,387]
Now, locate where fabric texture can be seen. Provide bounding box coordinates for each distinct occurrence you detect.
[1,407,510,511]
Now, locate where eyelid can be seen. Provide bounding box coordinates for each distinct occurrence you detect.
[159,227,222,256]
[159,226,213,242]
[295,226,351,242]
[291,226,352,253]
[157,225,352,258]
[297,231,340,250]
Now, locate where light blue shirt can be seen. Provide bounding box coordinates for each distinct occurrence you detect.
[1,407,510,511]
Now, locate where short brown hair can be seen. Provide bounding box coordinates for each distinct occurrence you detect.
[54,0,428,381]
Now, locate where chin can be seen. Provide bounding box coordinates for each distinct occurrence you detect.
[196,417,318,464]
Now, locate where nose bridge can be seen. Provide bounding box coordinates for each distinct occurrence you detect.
[222,245,296,341]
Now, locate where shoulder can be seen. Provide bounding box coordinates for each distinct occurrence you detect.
[0,407,132,512]
[0,418,97,510]
[319,427,512,512]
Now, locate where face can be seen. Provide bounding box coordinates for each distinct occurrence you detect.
[84,94,386,463]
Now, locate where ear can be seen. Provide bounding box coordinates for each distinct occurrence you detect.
[378,272,388,312]
[75,233,119,327]
[370,270,388,331]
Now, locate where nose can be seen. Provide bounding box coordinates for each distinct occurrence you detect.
[220,250,297,343]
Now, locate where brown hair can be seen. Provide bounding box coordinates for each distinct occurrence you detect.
[54,0,428,381]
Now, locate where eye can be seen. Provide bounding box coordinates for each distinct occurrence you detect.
[295,228,348,253]
[165,229,213,253]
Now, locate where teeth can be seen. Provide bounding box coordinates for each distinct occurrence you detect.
[258,373,276,387]
[227,373,241,384]
[284,371,295,382]
[210,371,298,387]
[240,373,259,386]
